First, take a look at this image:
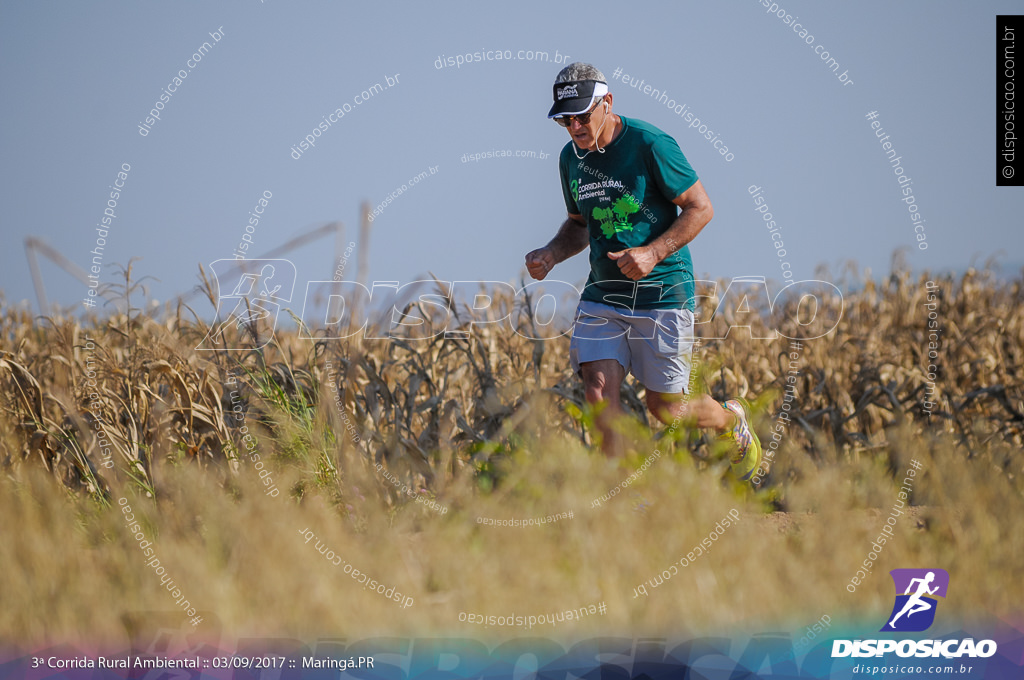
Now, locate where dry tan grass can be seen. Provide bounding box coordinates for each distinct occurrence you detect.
[0,265,1021,645]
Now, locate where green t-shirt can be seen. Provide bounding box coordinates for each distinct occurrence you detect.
[559,116,698,310]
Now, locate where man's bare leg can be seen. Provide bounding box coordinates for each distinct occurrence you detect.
[647,389,763,481]
[645,390,735,432]
[580,359,627,456]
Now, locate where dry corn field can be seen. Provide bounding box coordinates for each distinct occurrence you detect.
[1,264,1022,646]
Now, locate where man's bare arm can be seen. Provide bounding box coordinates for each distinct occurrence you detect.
[526,213,587,280]
[546,213,588,262]
[607,181,713,280]
[650,180,714,260]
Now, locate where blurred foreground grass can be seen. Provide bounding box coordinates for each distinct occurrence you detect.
[1,264,1021,645]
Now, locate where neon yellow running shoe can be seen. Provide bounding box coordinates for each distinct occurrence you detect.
[719,399,762,482]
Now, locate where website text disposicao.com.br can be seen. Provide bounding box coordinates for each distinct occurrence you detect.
[290,73,400,159]
[434,48,571,69]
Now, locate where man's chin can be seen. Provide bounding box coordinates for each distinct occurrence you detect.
[573,136,594,150]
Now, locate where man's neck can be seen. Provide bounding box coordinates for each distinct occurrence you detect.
[595,114,623,149]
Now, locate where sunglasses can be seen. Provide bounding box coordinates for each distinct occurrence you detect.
[554,98,605,127]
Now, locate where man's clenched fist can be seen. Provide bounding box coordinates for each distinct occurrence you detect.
[525,247,556,280]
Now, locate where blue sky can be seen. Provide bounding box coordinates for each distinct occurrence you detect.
[1,0,1021,315]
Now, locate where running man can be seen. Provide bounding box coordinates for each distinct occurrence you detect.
[889,572,939,628]
[525,62,761,479]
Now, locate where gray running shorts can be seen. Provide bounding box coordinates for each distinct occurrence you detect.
[569,300,695,394]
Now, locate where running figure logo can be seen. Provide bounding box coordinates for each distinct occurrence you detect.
[196,259,296,351]
[881,568,950,632]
